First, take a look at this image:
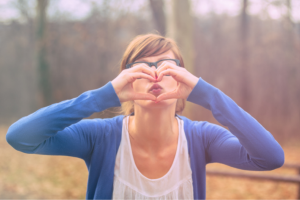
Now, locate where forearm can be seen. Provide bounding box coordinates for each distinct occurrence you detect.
[187,78,284,169]
[6,81,121,152]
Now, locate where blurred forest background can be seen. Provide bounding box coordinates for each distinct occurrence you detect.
[1,0,299,144]
[1,0,300,199]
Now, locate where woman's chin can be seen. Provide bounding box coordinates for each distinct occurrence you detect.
[135,98,176,107]
[149,98,175,105]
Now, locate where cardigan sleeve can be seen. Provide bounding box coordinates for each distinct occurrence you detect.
[6,82,121,160]
[187,78,284,170]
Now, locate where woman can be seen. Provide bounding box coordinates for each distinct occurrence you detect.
[6,34,284,199]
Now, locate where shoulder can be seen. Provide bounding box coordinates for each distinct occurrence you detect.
[176,114,210,133]
[75,115,124,150]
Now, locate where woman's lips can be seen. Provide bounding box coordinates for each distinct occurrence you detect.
[150,88,162,96]
[148,83,163,97]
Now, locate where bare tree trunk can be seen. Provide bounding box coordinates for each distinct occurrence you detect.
[239,0,250,111]
[281,0,293,119]
[284,0,293,44]
[149,0,166,36]
[286,0,292,25]
[36,0,51,106]
[166,0,194,118]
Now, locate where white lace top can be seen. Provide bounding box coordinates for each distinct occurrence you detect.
[112,115,194,199]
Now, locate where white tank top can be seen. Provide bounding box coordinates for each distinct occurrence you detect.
[112,116,194,199]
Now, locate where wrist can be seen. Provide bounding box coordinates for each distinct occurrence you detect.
[186,78,218,110]
[188,75,199,90]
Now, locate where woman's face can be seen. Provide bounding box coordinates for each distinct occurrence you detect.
[132,50,178,111]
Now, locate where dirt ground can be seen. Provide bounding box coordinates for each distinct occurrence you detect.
[1,126,299,199]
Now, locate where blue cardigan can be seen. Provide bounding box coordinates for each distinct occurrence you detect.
[6,78,284,199]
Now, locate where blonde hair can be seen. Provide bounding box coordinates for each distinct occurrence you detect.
[119,33,186,116]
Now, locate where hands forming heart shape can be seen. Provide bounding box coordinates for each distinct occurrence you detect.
[111,62,199,103]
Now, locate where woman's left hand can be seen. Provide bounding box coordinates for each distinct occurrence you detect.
[155,62,199,103]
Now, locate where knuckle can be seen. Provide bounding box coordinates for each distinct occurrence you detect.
[140,66,149,72]
[126,74,134,81]
[125,73,130,78]
[141,64,148,69]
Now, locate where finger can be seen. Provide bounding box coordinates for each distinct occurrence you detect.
[156,61,174,74]
[132,92,157,101]
[129,72,156,83]
[156,61,183,74]
[130,64,156,79]
[156,90,178,102]
[157,69,180,82]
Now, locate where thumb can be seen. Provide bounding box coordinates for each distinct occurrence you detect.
[156,90,178,102]
[132,92,157,101]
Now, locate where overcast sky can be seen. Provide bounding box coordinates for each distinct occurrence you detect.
[0,0,299,23]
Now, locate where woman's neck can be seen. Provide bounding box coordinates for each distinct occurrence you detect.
[128,107,178,154]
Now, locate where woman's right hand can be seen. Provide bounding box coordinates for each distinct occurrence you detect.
[111,64,157,103]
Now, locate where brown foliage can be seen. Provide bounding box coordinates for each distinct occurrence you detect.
[0,13,299,144]
[192,15,300,144]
